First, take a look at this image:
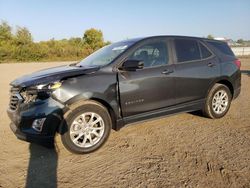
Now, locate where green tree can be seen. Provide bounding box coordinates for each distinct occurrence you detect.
[0,24,110,63]
[68,37,82,45]
[13,27,37,61]
[15,26,33,45]
[237,39,244,44]
[207,34,214,39]
[104,41,112,45]
[0,21,12,41]
[0,22,14,62]
[83,28,104,51]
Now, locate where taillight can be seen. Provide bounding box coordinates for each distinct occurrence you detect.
[234,59,241,69]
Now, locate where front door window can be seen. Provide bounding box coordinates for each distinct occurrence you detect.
[129,42,168,68]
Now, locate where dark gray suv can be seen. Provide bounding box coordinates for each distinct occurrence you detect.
[7,36,241,154]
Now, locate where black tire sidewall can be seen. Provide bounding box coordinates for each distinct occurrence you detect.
[61,102,111,154]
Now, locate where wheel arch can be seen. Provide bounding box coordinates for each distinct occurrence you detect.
[207,78,234,98]
[62,96,118,131]
[89,97,118,130]
[216,80,234,97]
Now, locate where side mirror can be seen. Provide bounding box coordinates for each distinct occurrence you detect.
[120,60,144,71]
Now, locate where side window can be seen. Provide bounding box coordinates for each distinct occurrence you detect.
[199,43,212,59]
[207,41,234,56]
[174,39,201,62]
[129,42,168,68]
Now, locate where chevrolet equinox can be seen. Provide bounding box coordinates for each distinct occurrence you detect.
[7,36,241,154]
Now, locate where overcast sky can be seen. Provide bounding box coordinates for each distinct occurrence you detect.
[0,0,250,42]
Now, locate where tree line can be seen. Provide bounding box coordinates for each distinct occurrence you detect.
[0,21,110,63]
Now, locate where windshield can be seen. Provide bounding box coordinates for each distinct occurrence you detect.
[77,41,133,67]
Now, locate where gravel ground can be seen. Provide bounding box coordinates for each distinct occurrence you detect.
[0,60,249,188]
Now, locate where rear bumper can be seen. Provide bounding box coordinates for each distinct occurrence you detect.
[7,97,65,144]
[233,71,241,100]
[233,86,241,99]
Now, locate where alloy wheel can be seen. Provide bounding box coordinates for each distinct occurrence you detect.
[70,112,105,148]
[212,90,229,114]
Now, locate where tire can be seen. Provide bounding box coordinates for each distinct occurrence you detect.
[203,83,232,119]
[61,100,112,154]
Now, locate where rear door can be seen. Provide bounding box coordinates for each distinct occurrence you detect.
[118,39,175,117]
[172,38,220,104]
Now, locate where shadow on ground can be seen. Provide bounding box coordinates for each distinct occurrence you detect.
[188,110,205,117]
[25,140,58,188]
[241,70,250,76]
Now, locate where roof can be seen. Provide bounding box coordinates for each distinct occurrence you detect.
[119,35,214,42]
[116,35,226,45]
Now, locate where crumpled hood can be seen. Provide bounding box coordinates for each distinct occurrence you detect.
[11,64,100,87]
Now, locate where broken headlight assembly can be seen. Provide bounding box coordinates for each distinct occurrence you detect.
[20,81,62,103]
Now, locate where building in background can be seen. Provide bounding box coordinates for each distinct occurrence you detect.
[214,37,234,46]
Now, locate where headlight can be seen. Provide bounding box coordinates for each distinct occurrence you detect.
[36,81,62,90]
[21,81,62,103]
[49,82,62,90]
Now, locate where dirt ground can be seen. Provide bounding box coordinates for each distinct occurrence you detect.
[0,60,249,188]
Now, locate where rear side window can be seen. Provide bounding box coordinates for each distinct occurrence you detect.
[207,41,234,56]
[174,39,200,62]
[200,43,212,59]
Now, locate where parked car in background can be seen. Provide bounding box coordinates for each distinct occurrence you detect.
[7,36,241,154]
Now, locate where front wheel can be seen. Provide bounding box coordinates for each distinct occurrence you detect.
[203,83,232,119]
[61,100,112,154]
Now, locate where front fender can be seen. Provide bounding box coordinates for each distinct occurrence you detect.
[52,72,121,121]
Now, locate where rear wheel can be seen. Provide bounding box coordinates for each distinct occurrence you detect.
[203,83,232,119]
[61,100,112,154]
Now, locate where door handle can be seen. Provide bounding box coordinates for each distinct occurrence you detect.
[162,69,174,75]
[207,62,216,67]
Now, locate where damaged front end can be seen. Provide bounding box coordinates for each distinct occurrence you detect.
[7,81,65,144]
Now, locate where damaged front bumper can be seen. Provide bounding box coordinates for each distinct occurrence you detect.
[7,97,65,144]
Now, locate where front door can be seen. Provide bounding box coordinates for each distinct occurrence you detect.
[118,39,175,117]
